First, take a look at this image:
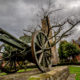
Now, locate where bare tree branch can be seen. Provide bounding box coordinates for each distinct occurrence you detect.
[48,26,62,40]
[51,20,80,47]
[37,25,42,29]
[47,8,63,16]
[50,20,67,29]
[61,20,80,37]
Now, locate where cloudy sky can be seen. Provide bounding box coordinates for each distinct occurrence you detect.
[0,0,80,41]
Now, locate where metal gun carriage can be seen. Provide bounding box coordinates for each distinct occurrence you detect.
[0,28,52,73]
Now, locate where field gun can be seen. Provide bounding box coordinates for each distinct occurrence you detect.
[0,28,52,73]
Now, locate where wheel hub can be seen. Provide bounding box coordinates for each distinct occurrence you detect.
[41,46,45,52]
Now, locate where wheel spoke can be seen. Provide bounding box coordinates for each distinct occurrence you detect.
[37,35,42,46]
[35,41,42,49]
[46,56,51,69]
[44,41,48,48]
[47,56,50,64]
[40,33,46,46]
[14,61,17,70]
[44,47,51,51]
[45,56,49,66]
[42,55,46,67]
[4,60,9,68]
[47,57,51,64]
[10,61,13,70]
[45,52,51,57]
[39,53,43,64]
[36,50,42,54]
[44,51,52,67]
[40,33,42,43]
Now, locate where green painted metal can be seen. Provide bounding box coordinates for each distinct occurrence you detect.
[0,28,32,73]
[0,35,24,50]
[0,28,30,50]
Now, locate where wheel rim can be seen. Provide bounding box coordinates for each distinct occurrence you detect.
[1,59,18,73]
[32,31,52,72]
[0,52,18,73]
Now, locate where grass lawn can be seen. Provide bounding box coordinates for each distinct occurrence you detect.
[69,66,80,80]
[0,68,33,76]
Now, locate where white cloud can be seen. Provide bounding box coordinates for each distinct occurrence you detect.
[77,25,80,31]
[67,1,80,9]
[56,0,80,10]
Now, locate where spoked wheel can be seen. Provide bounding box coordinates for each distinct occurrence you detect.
[32,31,52,72]
[1,59,18,73]
[0,52,18,73]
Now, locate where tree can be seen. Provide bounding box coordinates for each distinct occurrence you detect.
[58,41,80,62]
[23,0,80,48]
[58,41,67,60]
[23,0,80,64]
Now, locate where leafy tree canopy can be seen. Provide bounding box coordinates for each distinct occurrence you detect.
[58,40,80,60]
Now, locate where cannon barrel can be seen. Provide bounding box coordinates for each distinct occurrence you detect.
[0,28,30,50]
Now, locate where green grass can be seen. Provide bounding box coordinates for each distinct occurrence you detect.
[69,66,80,80]
[17,68,33,73]
[0,68,33,76]
[0,72,7,76]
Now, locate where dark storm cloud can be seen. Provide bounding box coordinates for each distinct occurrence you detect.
[0,0,53,37]
[0,0,80,41]
[0,0,40,37]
